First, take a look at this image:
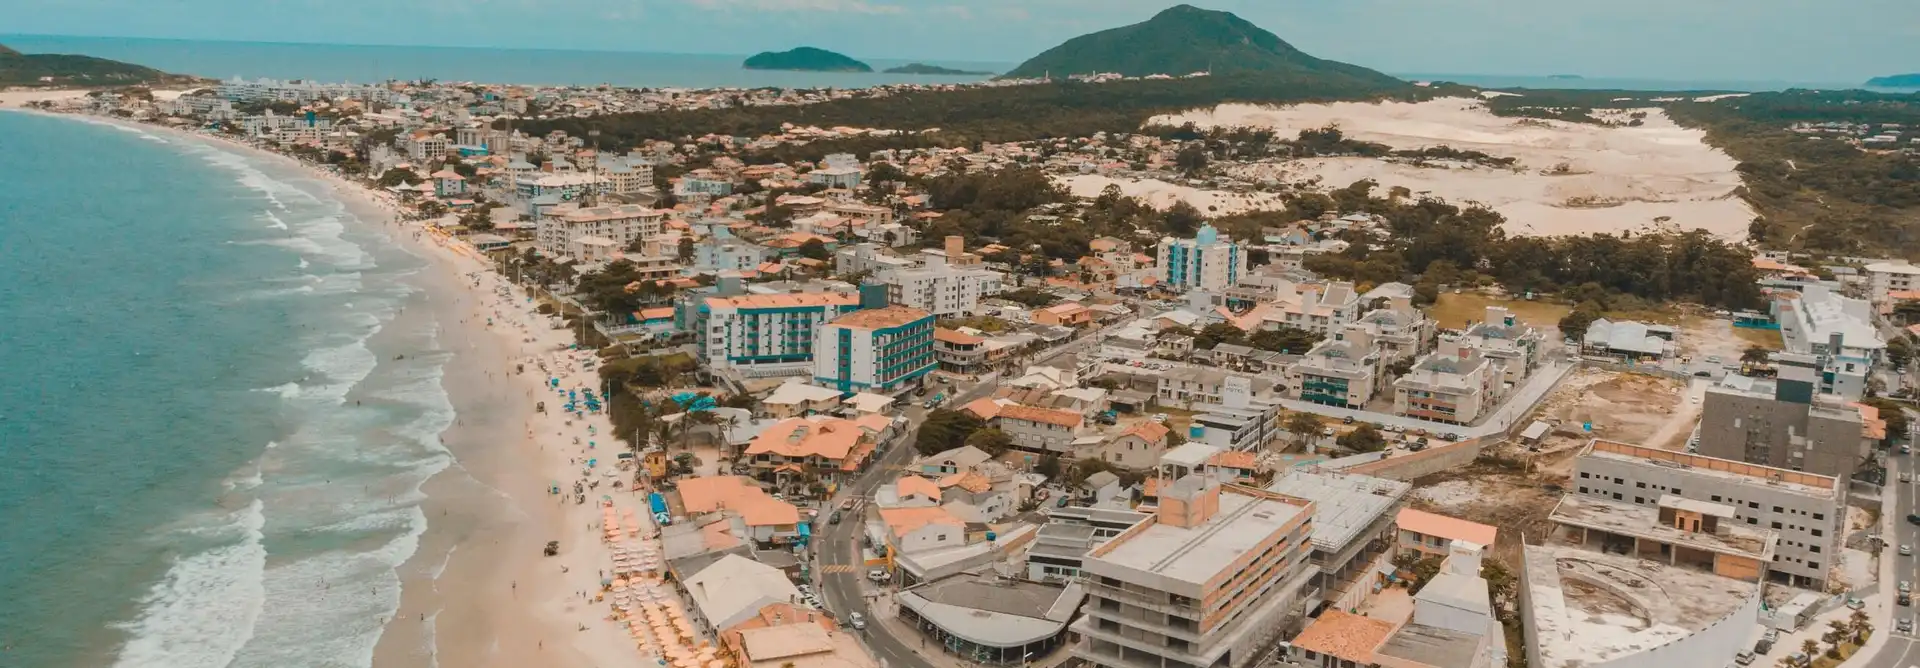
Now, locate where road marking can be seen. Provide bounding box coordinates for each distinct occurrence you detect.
[820,564,860,573]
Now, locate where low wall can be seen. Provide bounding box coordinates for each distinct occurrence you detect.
[1344,438,1486,481]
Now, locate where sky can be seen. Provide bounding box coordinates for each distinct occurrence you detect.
[8,0,1917,83]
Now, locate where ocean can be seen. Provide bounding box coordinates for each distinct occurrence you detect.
[0,35,1011,89]
[0,111,454,667]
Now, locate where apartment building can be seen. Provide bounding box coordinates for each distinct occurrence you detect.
[1393,340,1499,425]
[1218,282,1362,338]
[1455,307,1543,387]
[994,405,1086,456]
[1074,469,1318,668]
[1156,367,1275,410]
[876,260,1004,318]
[1158,224,1246,292]
[1570,439,1845,589]
[1698,372,1875,482]
[701,292,864,375]
[1286,332,1380,409]
[813,306,936,394]
[1774,285,1884,399]
[535,203,666,258]
[1865,260,1920,304]
[1345,295,1433,364]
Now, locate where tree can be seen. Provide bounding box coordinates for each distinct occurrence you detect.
[1247,326,1322,355]
[1386,358,1415,378]
[1163,201,1205,237]
[1193,323,1247,350]
[1889,336,1914,369]
[915,409,984,455]
[1863,396,1909,442]
[1175,143,1210,175]
[1337,423,1387,452]
[1558,307,1602,338]
[1801,639,1819,659]
[797,239,830,261]
[1284,412,1322,446]
[375,167,421,188]
[677,236,696,262]
[1741,346,1774,365]
[1036,454,1062,479]
[966,428,1014,457]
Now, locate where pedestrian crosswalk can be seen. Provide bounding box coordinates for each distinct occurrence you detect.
[819,564,860,574]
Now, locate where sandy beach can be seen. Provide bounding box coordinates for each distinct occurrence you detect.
[43,111,659,668]
[0,87,193,108]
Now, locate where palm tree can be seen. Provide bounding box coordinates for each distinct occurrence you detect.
[654,421,678,454]
[1800,638,1819,658]
[1849,609,1872,642]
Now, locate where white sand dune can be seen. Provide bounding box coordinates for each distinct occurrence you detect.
[1148,98,1754,240]
[1055,174,1286,215]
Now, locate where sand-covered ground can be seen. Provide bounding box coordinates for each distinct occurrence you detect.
[1150,97,1755,240]
[1055,174,1286,215]
[0,88,193,107]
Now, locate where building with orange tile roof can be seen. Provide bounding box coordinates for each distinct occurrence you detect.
[813,305,936,394]
[1033,302,1093,328]
[742,416,882,490]
[878,506,966,555]
[992,404,1086,456]
[1097,421,1170,470]
[1396,508,1498,559]
[1288,609,1397,666]
[674,475,805,544]
[896,475,942,502]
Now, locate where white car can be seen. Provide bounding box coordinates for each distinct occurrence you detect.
[848,612,867,630]
[1903,545,1913,557]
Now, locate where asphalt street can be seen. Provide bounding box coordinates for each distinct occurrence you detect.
[1865,445,1919,668]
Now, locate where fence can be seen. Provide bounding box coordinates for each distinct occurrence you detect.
[1343,437,1487,481]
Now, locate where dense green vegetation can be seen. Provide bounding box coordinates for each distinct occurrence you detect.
[1000,4,1402,88]
[883,64,993,76]
[1664,90,1920,254]
[507,71,1412,159]
[742,47,871,73]
[1867,74,1920,88]
[0,44,189,87]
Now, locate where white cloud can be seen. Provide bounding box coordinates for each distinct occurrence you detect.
[688,0,903,14]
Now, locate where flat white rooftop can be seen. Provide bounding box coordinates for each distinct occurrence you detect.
[1091,488,1304,586]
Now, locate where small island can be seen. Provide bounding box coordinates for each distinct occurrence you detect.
[742,47,871,73]
[882,63,994,76]
[1867,73,1920,88]
[1547,74,1585,80]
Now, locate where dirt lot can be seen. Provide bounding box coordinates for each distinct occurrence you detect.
[1411,462,1563,563]
[1428,292,1571,333]
[1510,368,1687,470]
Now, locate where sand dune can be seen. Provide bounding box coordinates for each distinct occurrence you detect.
[1149,98,1754,240]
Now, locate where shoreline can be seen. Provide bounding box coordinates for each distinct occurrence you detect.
[15,108,640,668]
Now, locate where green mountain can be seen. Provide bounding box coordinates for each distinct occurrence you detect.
[1867,74,1920,88]
[1001,4,1401,87]
[884,63,994,76]
[0,43,187,87]
[742,47,872,73]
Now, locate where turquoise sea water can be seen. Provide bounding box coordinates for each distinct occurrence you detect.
[0,112,454,667]
[0,34,1011,89]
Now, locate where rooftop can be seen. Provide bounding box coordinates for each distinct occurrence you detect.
[878,506,964,537]
[706,291,861,310]
[895,576,1083,647]
[764,380,845,407]
[1524,542,1761,668]
[1373,623,1484,668]
[1396,508,1498,547]
[744,416,875,462]
[1549,495,1777,561]
[1288,609,1397,664]
[997,404,1083,428]
[829,305,932,331]
[1089,485,1309,587]
[1266,471,1410,551]
[1580,440,1838,498]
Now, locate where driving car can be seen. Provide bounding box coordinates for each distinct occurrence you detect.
[849,612,867,630]
[1904,544,1913,557]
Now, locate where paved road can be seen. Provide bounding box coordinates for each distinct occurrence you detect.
[1861,420,1916,668]
[815,371,1004,668]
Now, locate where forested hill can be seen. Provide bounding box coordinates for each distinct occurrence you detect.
[0,44,188,87]
[1001,4,1402,88]
[742,48,872,73]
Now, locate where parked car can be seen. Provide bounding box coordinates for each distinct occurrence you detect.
[1733,652,1756,666]
[1902,617,1916,634]
[829,511,843,525]
[867,569,889,582]
[1909,513,1920,526]
[1342,416,1354,425]
[1904,544,1913,557]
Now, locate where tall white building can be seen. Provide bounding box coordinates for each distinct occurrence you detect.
[813,306,937,394]
[536,204,666,258]
[1157,224,1245,292]
[875,259,1004,318]
[702,292,865,375]
[1865,260,1920,304]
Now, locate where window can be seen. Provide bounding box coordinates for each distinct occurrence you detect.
[1579,487,1588,494]
[1612,493,1623,501]
[1773,506,1784,513]
[1772,522,1783,530]
[1810,546,1822,553]
[1712,495,1722,502]
[1580,472,1590,479]
[1636,482,1647,489]
[1635,497,1645,504]
[1812,529,1823,537]
[1809,561,1820,570]
[1749,502,1760,509]
[1813,513,1825,520]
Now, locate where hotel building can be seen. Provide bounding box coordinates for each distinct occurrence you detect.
[813,306,937,394]
[1157,224,1246,292]
[701,293,865,376]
